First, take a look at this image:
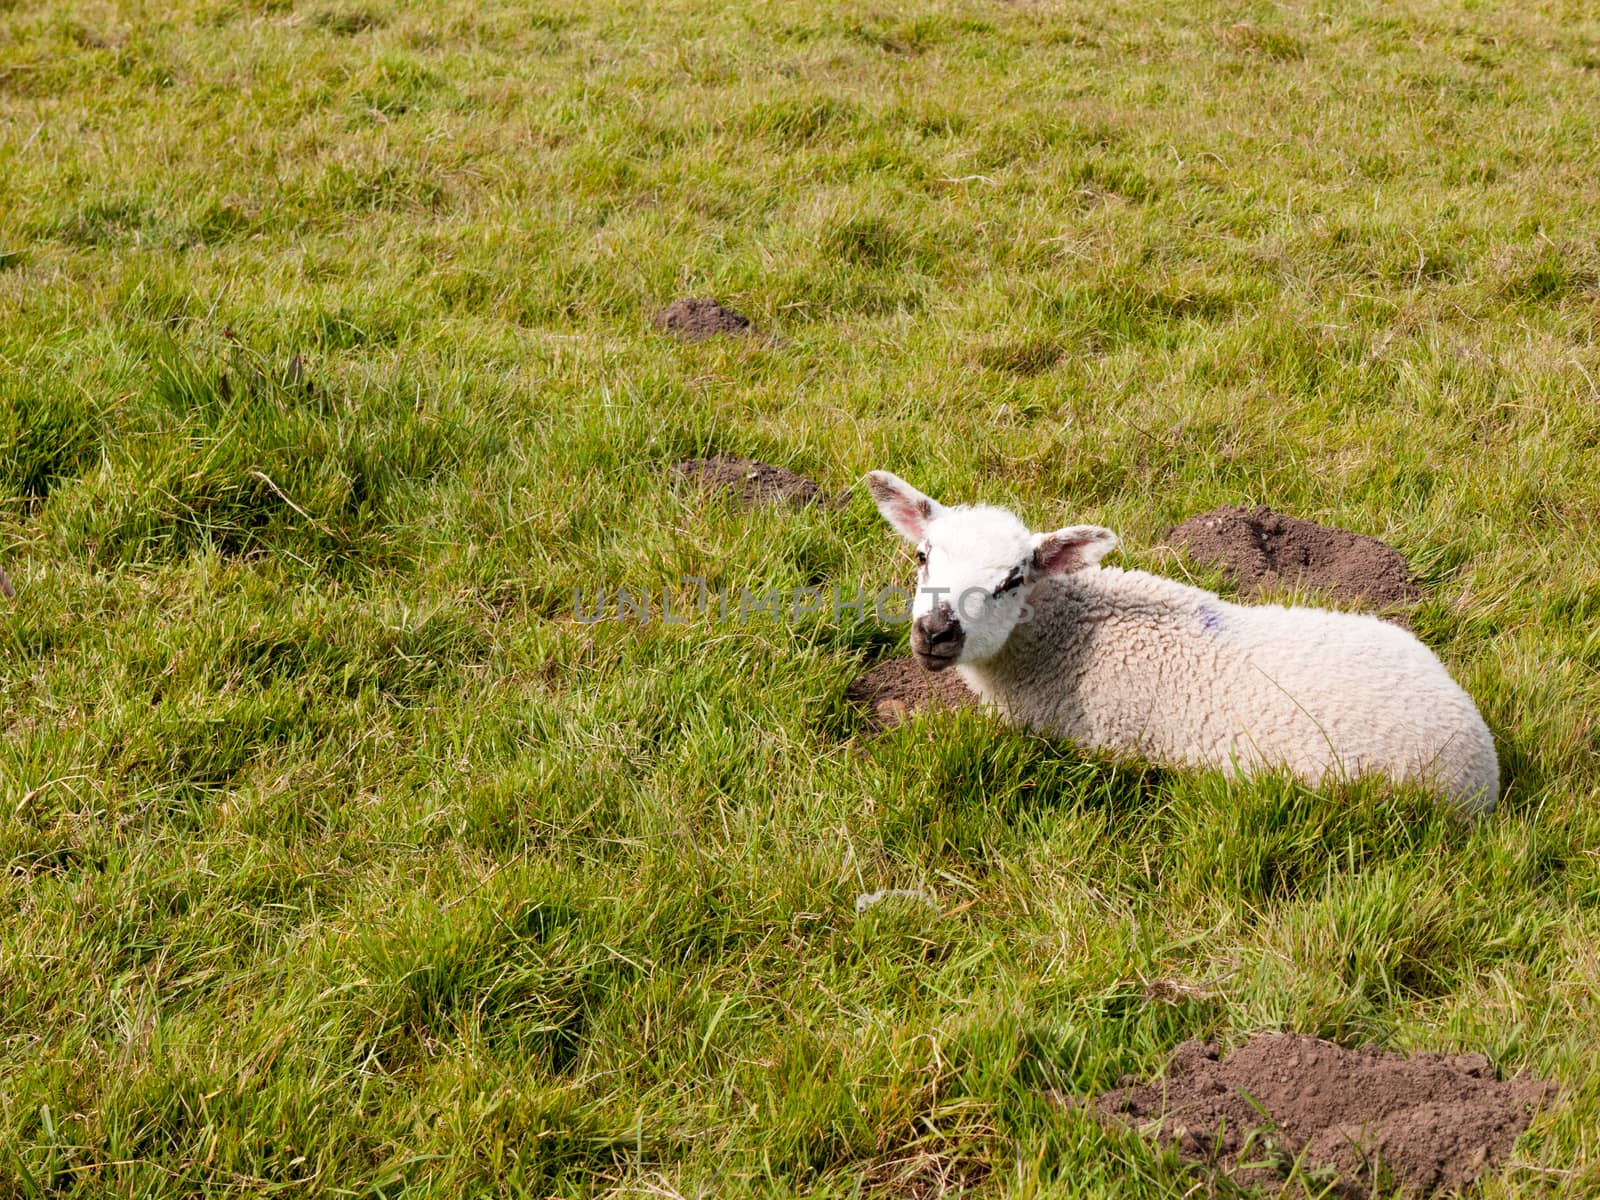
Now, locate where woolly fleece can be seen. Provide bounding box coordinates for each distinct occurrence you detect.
[958,564,1499,809]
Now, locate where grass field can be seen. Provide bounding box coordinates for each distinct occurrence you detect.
[5,0,1600,1194]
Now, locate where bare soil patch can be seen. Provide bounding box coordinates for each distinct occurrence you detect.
[673,456,825,508]
[847,656,975,733]
[653,298,753,341]
[1168,505,1421,611]
[1086,1034,1554,1197]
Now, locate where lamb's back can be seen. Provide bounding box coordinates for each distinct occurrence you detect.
[974,567,1498,807]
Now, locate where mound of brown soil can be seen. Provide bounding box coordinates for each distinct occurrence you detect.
[1169,505,1421,610]
[1088,1035,1554,1196]
[846,657,975,733]
[673,456,825,508]
[653,298,753,341]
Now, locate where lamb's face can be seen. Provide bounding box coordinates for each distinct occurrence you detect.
[865,470,1119,672]
[911,507,1037,668]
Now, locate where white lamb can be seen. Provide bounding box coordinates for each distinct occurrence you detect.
[865,471,1500,811]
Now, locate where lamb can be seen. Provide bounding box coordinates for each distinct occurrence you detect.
[865,470,1500,811]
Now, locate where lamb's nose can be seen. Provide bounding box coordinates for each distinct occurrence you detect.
[913,605,963,651]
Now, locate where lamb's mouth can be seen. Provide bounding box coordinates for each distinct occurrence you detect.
[913,648,960,672]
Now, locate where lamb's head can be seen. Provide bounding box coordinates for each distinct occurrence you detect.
[865,470,1118,671]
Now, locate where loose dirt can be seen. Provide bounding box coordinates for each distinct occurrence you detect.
[653,298,753,341]
[846,657,975,733]
[672,456,825,508]
[1087,1034,1555,1196]
[1168,505,1421,610]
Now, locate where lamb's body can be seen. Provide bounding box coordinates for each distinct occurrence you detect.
[957,565,1499,810]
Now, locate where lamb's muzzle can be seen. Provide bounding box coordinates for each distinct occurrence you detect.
[911,604,964,670]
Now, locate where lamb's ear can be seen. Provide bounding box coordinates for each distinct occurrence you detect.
[864,470,943,542]
[1033,526,1118,574]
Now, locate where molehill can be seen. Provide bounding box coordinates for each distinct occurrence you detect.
[1084,1034,1554,1196]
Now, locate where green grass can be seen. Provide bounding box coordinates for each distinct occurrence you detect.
[4,0,1600,1194]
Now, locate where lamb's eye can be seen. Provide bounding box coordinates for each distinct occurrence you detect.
[915,548,928,567]
[994,567,1026,597]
